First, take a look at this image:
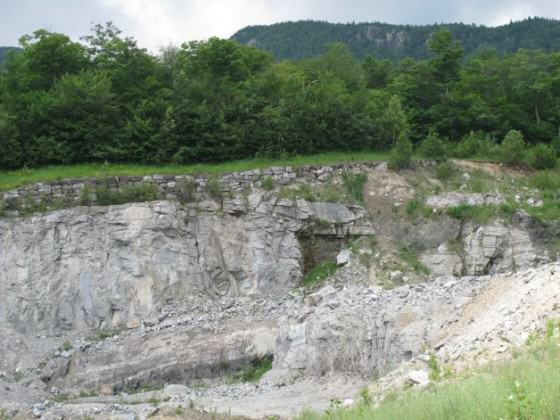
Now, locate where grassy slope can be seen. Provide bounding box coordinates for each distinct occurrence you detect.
[299,338,560,420]
[0,152,388,192]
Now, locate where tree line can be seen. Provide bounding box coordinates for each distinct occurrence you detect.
[0,23,559,170]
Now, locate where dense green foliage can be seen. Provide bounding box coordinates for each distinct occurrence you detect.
[300,335,560,419]
[0,47,20,64]
[1,22,560,171]
[232,18,560,61]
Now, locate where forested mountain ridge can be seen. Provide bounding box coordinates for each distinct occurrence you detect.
[231,17,560,60]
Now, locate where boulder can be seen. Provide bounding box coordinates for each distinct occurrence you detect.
[337,249,352,267]
[405,370,430,388]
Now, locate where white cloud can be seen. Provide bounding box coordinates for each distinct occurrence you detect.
[100,0,305,50]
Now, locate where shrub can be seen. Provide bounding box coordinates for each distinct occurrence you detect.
[398,246,430,274]
[342,172,367,203]
[176,179,197,203]
[446,204,516,224]
[447,204,492,223]
[420,130,447,162]
[428,353,441,381]
[96,184,159,206]
[435,161,455,181]
[527,143,557,170]
[281,184,316,202]
[230,355,273,383]
[389,136,413,170]
[261,176,275,191]
[552,136,560,156]
[303,261,338,287]
[88,329,119,342]
[500,130,526,166]
[206,175,223,201]
[406,199,420,217]
[79,185,95,206]
[529,171,560,191]
[405,199,434,219]
[453,131,496,159]
[60,340,73,351]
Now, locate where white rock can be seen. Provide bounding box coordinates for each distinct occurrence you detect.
[307,286,337,306]
[405,370,431,387]
[164,384,189,396]
[337,249,352,267]
[390,271,404,282]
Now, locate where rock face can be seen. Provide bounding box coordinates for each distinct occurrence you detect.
[0,197,374,334]
[426,192,506,209]
[274,263,560,378]
[274,278,488,377]
[62,323,278,392]
[1,162,558,419]
[421,221,546,277]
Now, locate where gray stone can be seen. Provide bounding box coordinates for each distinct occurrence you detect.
[307,286,337,306]
[33,403,45,418]
[164,384,189,396]
[405,370,430,387]
[337,249,352,267]
[426,193,506,209]
[389,271,404,282]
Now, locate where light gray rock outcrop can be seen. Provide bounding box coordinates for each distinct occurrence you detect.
[421,221,546,276]
[0,198,374,334]
[274,263,560,379]
[273,278,488,377]
[426,192,506,209]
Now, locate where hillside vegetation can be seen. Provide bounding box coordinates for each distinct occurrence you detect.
[0,47,20,64]
[232,17,560,61]
[0,23,559,173]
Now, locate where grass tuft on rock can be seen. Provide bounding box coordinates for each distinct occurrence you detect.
[303,261,338,287]
[230,355,273,383]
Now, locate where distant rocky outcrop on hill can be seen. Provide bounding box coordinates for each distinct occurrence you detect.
[231,17,560,60]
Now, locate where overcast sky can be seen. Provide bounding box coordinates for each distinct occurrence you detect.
[1,0,559,50]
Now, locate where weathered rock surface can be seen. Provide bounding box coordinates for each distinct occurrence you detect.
[421,221,547,276]
[61,322,277,393]
[1,162,558,419]
[274,278,488,377]
[0,198,373,335]
[426,192,506,209]
[274,263,560,380]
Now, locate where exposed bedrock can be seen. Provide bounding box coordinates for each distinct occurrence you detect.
[58,323,278,393]
[0,197,374,334]
[274,263,560,379]
[274,277,488,378]
[418,218,548,277]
